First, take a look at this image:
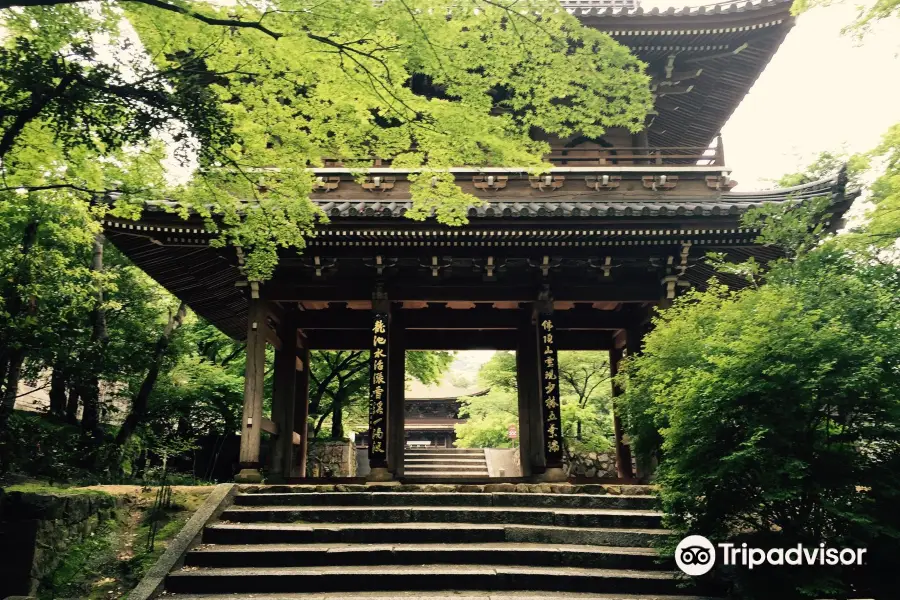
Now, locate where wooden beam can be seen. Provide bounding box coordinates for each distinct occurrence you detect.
[293,305,634,331]
[260,416,301,445]
[260,416,278,436]
[263,283,661,304]
[304,329,615,351]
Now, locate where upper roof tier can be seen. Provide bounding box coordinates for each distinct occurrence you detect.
[573,0,796,147]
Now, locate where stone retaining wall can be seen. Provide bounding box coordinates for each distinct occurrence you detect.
[564,449,637,479]
[0,489,123,598]
[307,440,357,478]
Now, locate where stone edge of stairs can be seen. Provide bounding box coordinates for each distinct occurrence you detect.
[128,482,237,600]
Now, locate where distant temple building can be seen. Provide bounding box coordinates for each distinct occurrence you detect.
[358,378,488,449]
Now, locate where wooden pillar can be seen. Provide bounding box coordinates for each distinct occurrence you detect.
[269,320,298,482]
[236,298,267,483]
[631,126,650,164]
[387,324,406,476]
[535,311,566,482]
[609,345,634,480]
[516,307,542,477]
[367,309,392,481]
[714,133,725,166]
[294,344,310,479]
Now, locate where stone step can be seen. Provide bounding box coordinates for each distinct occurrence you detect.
[399,477,526,485]
[166,565,705,596]
[203,523,669,548]
[185,542,669,571]
[402,471,490,477]
[404,458,488,463]
[161,594,720,600]
[232,492,658,510]
[238,484,657,496]
[403,463,487,473]
[220,506,664,529]
[406,448,487,453]
[405,463,488,469]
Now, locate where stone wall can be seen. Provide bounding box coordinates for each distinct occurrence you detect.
[307,440,357,478]
[563,449,636,479]
[0,489,123,598]
[484,448,522,477]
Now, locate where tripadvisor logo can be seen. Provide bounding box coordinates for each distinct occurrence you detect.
[675,535,867,576]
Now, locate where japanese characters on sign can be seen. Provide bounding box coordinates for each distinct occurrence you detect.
[367,313,389,464]
[538,315,563,464]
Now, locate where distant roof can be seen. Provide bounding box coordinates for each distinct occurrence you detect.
[567,0,789,18]
[406,377,488,401]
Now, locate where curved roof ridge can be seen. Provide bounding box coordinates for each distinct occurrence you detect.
[723,171,843,199]
[564,0,793,18]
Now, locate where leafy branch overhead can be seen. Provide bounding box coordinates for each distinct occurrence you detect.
[0,0,652,280]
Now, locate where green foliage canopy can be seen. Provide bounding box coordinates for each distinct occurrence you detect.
[0,0,652,280]
[455,351,613,453]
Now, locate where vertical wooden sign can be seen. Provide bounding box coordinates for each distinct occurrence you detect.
[368,313,389,467]
[538,315,563,466]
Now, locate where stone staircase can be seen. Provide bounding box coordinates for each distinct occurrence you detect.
[403,447,490,478]
[163,484,720,599]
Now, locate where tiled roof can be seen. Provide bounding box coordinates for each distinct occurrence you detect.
[315,173,846,220]
[565,0,792,18]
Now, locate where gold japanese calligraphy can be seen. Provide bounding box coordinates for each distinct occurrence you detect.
[538,313,563,463]
[368,312,390,463]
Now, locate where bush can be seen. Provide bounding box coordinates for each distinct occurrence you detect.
[620,247,900,598]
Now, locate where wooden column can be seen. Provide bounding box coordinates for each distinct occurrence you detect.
[516,307,542,477]
[269,319,298,482]
[536,312,566,482]
[631,126,650,164]
[236,298,267,483]
[367,310,392,481]
[387,324,406,476]
[294,344,310,479]
[609,345,634,480]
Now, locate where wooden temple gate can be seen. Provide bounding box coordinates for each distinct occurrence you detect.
[235,287,657,484]
[101,0,855,484]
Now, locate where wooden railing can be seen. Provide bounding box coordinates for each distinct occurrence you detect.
[546,145,723,167]
[317,143,724,168]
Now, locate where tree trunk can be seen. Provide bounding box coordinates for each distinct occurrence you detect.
[0,351,24,426]
[0,219,39,431]
[49,365,68,418]
[576,420,583,441]
[115,301,187,448]
[331,389,345,439]
[65,385,80,424]
[79,375,101,434]
[80,233,109,437]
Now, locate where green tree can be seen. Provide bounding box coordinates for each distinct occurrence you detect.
[309,350,453,440]
[0,0,652,280]
[620,248,900,598]
[456,351,613,452]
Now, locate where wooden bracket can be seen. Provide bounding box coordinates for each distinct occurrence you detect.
[642,175,678,191]
[585,175,621,191]
[313,176,340,192]
[706,175,737,191]
[529,175,565,191]
[310,255,337,277]
[473,175,507,191]
[589,256,615,277]
[362,176,396,191]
